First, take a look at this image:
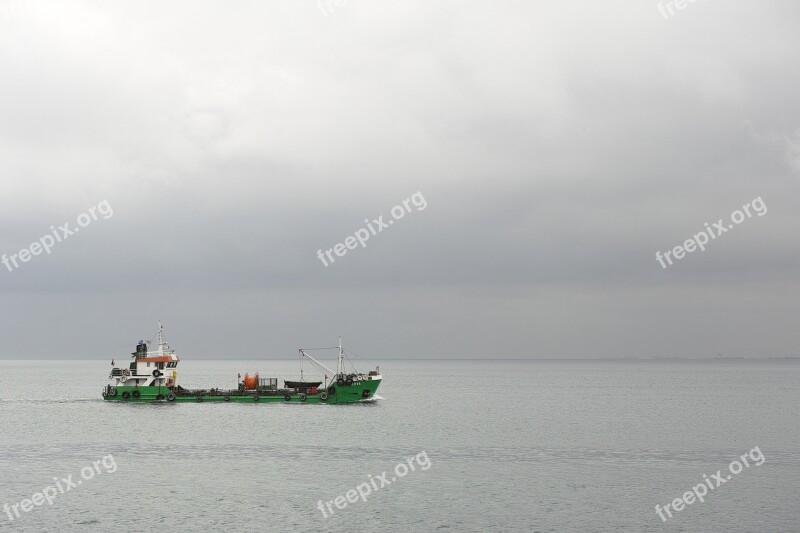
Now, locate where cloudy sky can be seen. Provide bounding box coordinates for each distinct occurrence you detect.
[1,0,798,359]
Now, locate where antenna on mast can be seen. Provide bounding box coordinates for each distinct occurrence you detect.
[152,320,174,356]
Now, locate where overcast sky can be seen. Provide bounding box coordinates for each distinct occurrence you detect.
[1,0,798,359]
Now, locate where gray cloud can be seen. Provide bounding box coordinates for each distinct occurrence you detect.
[1,0,799,359]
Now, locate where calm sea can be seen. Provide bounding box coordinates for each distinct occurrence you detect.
[0,359,798,532]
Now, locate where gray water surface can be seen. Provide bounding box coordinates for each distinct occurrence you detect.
[0,359,798,532]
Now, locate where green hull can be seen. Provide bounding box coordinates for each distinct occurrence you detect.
[103,379,381,405]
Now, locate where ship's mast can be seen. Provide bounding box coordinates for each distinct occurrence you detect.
[157,321,167,355]
[337,336,344,377]
[150,320,173,356]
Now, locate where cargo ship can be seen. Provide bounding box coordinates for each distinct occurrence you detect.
[102,323,382,404]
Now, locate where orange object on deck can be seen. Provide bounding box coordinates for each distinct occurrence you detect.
[243,372,259,390]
